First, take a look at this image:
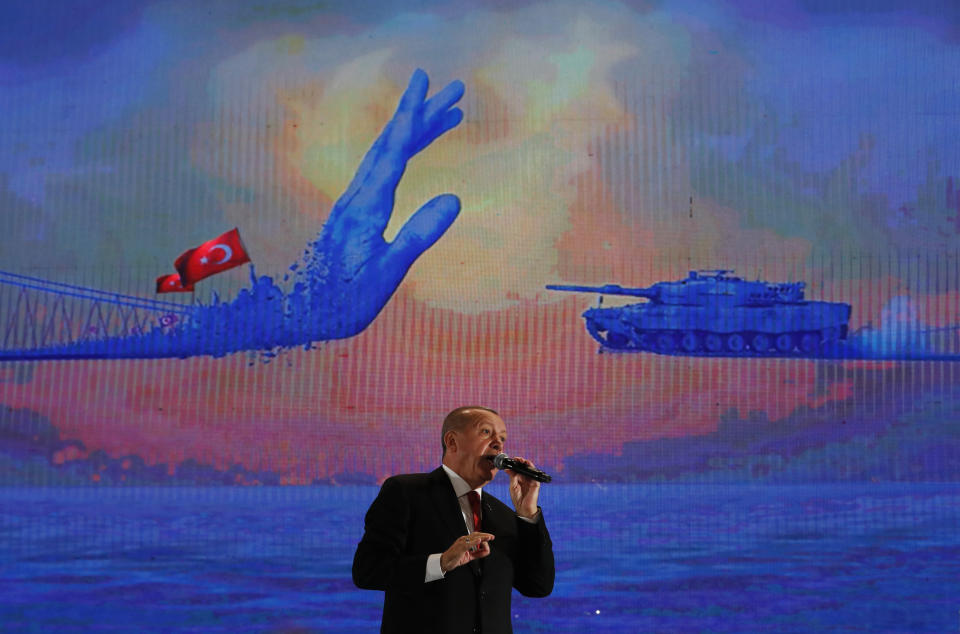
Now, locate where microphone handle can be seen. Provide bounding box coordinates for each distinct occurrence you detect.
[505,459,552,483]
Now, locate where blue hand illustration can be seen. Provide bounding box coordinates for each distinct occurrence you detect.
[0,69,465,360]
[301,68,465,339]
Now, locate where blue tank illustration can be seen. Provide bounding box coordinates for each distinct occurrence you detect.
[547,270,851,356]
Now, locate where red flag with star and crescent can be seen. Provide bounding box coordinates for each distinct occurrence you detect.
[174,228,251,286]
[156,273,194,293]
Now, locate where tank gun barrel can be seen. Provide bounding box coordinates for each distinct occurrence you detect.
[546,283,658,298]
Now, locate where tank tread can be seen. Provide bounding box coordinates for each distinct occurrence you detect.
[603,329,835,357]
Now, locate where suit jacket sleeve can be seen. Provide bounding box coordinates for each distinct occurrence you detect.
[352,476,432,592]
[512,509,555,597]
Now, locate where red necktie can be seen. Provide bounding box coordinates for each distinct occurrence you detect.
[467,491,481,531]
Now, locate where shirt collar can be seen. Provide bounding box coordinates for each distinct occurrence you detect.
[441,464,482,499]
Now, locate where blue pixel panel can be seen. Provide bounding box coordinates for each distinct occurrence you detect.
[1,1,959,631]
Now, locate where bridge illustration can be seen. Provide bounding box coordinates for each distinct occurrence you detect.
[0,270,196,361]
[4,268,960,363]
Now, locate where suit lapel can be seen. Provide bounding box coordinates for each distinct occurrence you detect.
[480,498,492,532]
[429,468,485,578]
[428,467,467,541]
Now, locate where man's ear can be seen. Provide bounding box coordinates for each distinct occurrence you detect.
[444,430,457,453]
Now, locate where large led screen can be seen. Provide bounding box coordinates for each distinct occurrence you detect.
[2,1,959,631]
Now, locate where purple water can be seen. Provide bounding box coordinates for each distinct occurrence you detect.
[1,483,958,632]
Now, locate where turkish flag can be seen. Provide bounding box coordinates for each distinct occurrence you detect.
[156,273,194,293]
[174,228,251,286]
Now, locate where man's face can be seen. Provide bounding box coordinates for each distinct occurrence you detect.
[444,411,507,489]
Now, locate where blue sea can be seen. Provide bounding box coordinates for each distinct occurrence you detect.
[1,483,958,633]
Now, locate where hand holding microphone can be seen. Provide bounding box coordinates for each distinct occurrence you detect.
[491,453,553,483]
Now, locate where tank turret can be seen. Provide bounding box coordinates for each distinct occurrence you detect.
[548,270,850,356]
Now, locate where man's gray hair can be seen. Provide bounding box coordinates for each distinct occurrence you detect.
[441,406,499,456]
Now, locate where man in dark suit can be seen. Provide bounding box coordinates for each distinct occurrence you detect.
[353,406,555,633]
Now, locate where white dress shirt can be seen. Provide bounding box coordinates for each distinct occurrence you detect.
[424,465,482,582]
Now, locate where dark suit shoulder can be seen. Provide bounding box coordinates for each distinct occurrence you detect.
[381,468,445,491]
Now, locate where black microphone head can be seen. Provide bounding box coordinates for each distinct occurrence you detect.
[492,453,510,470]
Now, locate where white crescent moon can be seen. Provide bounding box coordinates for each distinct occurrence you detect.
[209,244,233,264]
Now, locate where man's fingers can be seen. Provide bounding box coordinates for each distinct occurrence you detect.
[507,457,537,475]
[386,193,461,271]
[472,543,492,558]
[444,532,494,571]
[464,532,494,556]
[462,532,494,546]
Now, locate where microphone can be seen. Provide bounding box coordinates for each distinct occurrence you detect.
[491,453,553,483]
